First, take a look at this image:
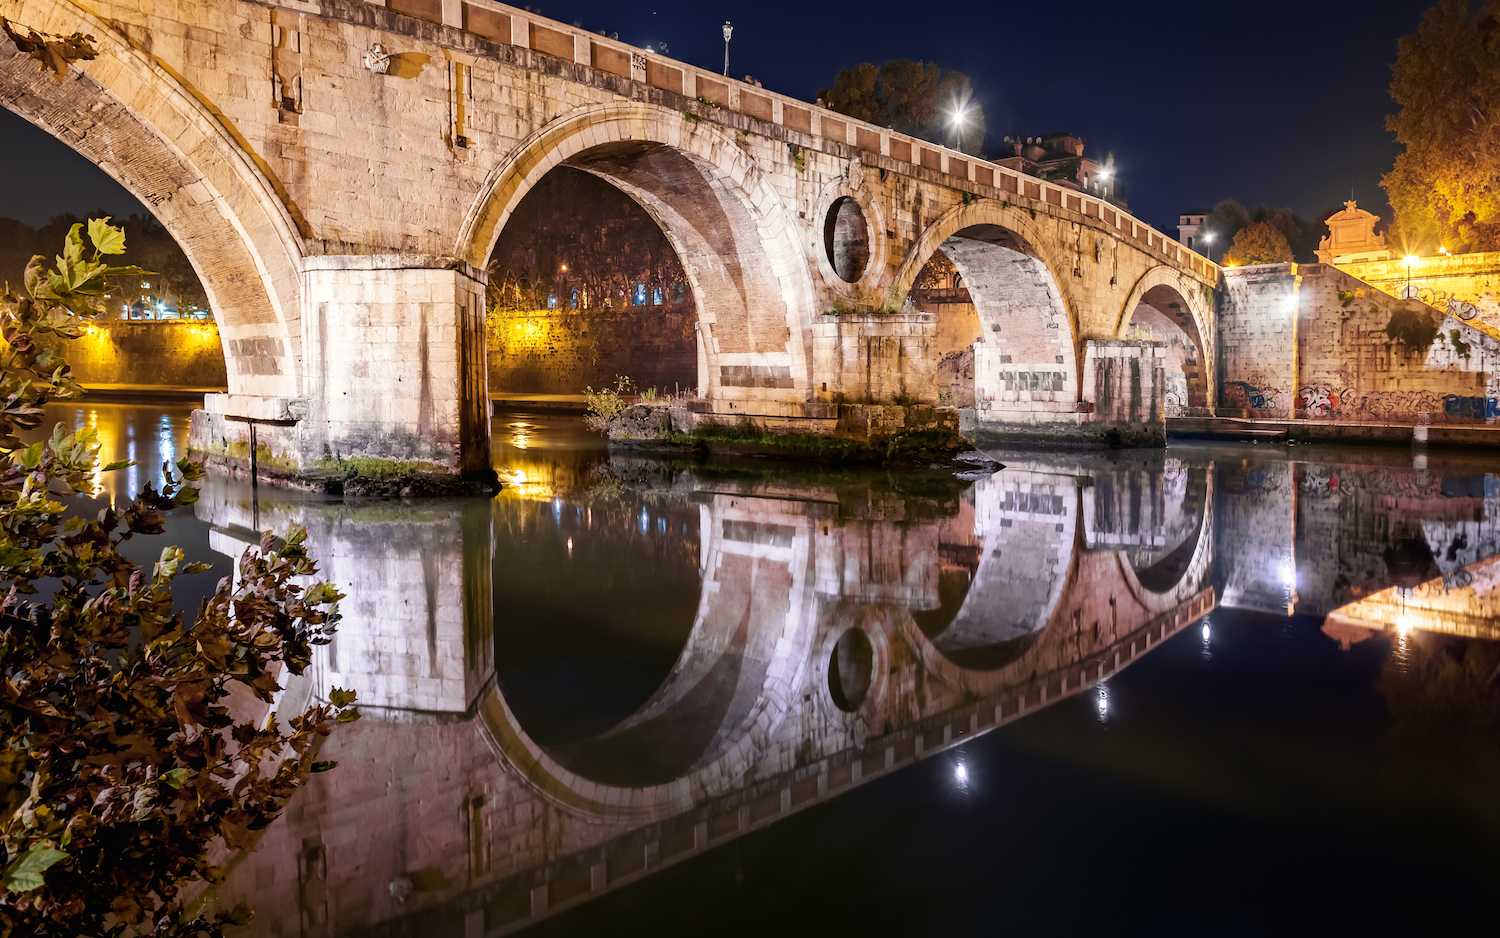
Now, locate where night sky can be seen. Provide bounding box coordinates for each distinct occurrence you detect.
[0,0,1441,235]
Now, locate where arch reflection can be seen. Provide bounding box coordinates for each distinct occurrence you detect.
[200,447,1218,936]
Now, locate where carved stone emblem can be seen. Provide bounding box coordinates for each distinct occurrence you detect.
[363,43,391,74]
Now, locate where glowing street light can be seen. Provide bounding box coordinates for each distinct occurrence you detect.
[1404,253,1419,298]
[1202,231,1214,262]
[949,105,969,152]
[721,21,732,76]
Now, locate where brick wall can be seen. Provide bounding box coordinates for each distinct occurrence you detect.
[67,319,227,389]
[487,306,697,395]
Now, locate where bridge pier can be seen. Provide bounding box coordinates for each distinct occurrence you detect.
[189,258,492,479]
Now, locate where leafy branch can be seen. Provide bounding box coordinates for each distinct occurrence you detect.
[0,219,357,937]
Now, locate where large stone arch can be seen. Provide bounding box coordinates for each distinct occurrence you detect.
[0,0,306,399]
[477,497,819,822]
[1115,465,1215,614]
[458,101,817,399]
[896,201,1083,416]
[901,469,1082,696]
[1117,266,1217,414]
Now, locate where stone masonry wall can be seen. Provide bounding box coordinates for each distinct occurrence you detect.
[811,312,939,404]
[1339,251,1500,334]
[487,306,696,395]
[1219,263,1500,424]
[1297,265,1498,422]
[1218,265,1301,418]
[1081,340,1166,444]
[67,320,228,389]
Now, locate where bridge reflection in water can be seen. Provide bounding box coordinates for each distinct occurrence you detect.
[201,452,1214,936]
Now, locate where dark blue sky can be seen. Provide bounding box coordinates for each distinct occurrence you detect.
[0,0,1439,234]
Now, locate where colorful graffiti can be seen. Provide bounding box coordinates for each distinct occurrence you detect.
[1443,395,1500,419]
[1289,385,1493,421]
[1223,381,1279,411]
[1294,385,1348,416]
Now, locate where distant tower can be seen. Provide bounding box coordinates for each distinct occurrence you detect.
[1178,209,1209,251]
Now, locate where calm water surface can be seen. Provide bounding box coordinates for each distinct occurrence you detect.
[40,402,1500,933]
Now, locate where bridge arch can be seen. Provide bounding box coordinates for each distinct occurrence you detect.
[459,102,817,398]
[1115,465,1215,613]
[0,0,306,398]
[1117,267,1216,415]
[897,201,1082,414]
[478,497,819,822]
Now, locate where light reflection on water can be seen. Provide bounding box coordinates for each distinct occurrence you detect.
[22,402,1500,932]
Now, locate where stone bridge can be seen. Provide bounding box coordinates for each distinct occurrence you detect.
[0,0,1217,471]
[195,453,1215,935]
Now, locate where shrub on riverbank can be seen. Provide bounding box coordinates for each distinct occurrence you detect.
[0,218,357,936]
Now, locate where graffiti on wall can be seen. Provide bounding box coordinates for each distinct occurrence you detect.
[1223,381,1279,411]
[1163,373,1188,417]
[1293,384,1498,420]
[1404,283,1486,322]
[1443,395,1500,419]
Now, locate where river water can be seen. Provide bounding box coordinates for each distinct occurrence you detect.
[41,402,1500,933]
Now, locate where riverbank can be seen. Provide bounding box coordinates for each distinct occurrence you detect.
[600,401,993,473]
[1169,415,1500,448]
[191,449,499,498]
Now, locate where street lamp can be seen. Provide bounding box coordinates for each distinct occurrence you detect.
[1202,231,1214,261]
[721,22,732,76]
[949,105,967,152]
[1404,254,1418,298]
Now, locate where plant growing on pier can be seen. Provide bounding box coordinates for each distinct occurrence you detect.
[0,219,357,937]
[583,374,634,432]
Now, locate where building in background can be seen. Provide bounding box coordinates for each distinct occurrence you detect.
[1315,200,1390,264]
[1178,209,1209,252]
[996,133,1124,208]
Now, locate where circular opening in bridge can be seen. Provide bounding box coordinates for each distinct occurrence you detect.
[828,628,873,711]
[823,196,870,283]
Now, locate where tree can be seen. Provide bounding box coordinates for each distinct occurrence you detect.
[0,219,357,936]
[1222,221,1294,266]
[487,168,690,313]
[817,59,986,155]
[818,62,883,124]
[1383,0,1500,252]
[1203,199,1252,249]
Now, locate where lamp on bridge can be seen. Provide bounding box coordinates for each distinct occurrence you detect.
[1202,231,1214,262]
[722,22,733,76]
[949,105,969,153]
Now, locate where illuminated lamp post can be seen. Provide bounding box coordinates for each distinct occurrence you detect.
[949,105,968,153]
[1202,231,1214,262]
[722,22,732,77]
[1404,254,1419,299]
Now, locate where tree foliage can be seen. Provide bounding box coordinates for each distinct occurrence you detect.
[1203,200,1329,263]
[817,59,985,154]
[0,213,210,319]
[487,168,687,313]
[1222,221,1294,266]
[0,219,356,936]
[1383,0,1500,252]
